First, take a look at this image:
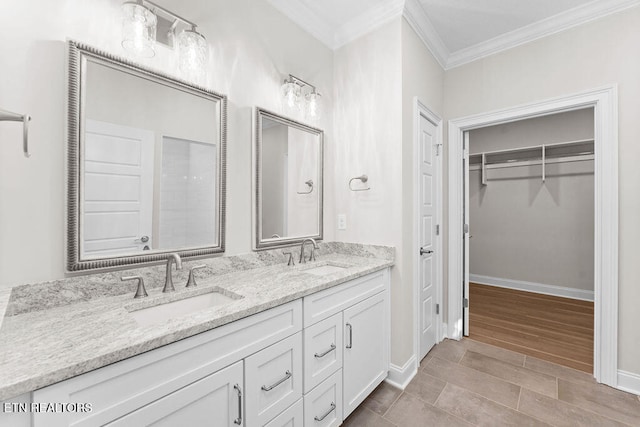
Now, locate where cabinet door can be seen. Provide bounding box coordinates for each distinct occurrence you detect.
[245,332,303,426]
[303,312,343,393]
[343,291,389,417]
[106,361,244,427]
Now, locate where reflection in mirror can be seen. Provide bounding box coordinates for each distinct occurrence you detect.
[67,41,226,271]
[255,108,323,249]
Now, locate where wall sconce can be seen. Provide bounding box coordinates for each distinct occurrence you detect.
[280,74,322,121]
[121,0,208,80]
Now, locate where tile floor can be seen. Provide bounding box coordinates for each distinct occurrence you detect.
[343,338,640,426]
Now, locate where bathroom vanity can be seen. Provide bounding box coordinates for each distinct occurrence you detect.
[0,244,392,426]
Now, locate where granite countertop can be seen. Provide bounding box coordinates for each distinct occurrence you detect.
[0,243,393,401]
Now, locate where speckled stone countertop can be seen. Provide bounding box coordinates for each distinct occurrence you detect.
[0,242,393,401]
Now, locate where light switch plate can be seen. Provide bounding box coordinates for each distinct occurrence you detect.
[337,214,347,230]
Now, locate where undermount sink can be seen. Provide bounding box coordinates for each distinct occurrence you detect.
[128,288,242,327]
[301,263,350,276]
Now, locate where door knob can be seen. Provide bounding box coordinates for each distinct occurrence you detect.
[135,236,149,243]
[420,247,433,255]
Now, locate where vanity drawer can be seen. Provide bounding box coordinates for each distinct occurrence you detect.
[304,369,343,427]
[303,269,388,326]
[245,332,303,426]
[303,312,342,393]
[263,398,304,427]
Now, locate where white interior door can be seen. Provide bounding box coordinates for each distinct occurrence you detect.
[83,120,154,258]
[418,114,438,360]
[463,131,470,336]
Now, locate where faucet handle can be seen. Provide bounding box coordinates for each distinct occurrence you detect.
[122,275,148,299]
[186,265,206,287]
[283,251,295,266]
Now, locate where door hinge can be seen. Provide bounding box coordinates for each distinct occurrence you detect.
[464,298,469,308]
[436,224,440,235]
[435,143,443,156]
[463,223,469,234]
[436,304,440,315]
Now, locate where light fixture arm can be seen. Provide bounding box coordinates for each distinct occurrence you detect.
[286,74,321,96]
[144,0,198,29]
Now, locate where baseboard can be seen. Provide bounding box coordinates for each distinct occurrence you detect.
[441,323,448,341]
[469,274,594,302]
[617,370,640,396]
[385,355,417,390]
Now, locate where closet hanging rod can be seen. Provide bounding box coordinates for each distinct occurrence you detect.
[0,108,31,158]
[469,154,595,171]
[468,138,594,158]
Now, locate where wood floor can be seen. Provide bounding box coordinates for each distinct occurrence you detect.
[468,283,594,373]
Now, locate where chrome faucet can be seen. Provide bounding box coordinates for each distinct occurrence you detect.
[163,253,182,293]
[299,238,319,264]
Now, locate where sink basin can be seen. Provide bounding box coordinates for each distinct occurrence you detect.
[128,289,241,327]
[301,263,350,276]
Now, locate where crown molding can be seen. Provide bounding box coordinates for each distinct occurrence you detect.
[333,0,405,49]
[445,0,640,69]
[266,0,336,49]
[402,0,449,69]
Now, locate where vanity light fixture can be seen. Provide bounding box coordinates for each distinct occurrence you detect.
[121,0,208,80]
[280,74,322,121]
[121,0,157,58]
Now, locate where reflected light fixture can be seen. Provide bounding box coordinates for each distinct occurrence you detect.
[281,74,322,121]
[121,0,208,81]
[121,0,157,58]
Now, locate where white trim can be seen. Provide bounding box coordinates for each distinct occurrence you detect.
[412,98,444,370]
[446,0,640,69]
[402,0,449,69]
[333,0,405,49]
[617,370,640,396]
[448,85,619,387]
[469,274,594,302]
[265,0,336,49]
[385,355,417,390]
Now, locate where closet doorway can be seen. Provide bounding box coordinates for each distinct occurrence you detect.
[465,109,594,373]
[447,86,619,386]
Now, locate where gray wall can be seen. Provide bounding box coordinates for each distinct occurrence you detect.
[468,109,594,292]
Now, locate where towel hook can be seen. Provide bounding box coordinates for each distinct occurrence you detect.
[296,179,314,194]
[349,174,370,191]
[0,109,31,158]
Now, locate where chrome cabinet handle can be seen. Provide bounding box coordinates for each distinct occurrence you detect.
[134,235,149,243]
[233,384,242,425]
[314,402,336,422]
[261,370,292,391]
[314,344,336,358]
[346,323,353,349]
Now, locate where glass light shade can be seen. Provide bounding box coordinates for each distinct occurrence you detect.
[121,1,157,58]
[305,91,322,121]
[178,27,208,83]
[281,81,301,114]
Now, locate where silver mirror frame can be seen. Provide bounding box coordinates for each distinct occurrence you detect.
[254,107,323,250]
[66,40,227,272]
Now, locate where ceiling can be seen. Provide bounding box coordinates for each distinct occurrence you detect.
[267,0,640,69]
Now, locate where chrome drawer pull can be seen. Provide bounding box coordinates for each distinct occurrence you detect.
[314,402,336,422]
[233,384,242,425]
[261,370,292,391]
[314,344,336,359]
[346,323,353,349]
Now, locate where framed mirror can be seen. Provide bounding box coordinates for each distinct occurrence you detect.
[67,40,227,272]
[254,108,323,249]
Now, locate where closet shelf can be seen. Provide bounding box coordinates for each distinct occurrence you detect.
[469,139,594,185]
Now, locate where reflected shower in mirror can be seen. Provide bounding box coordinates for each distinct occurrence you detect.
[67,41,227,271]
[255,108,323,249]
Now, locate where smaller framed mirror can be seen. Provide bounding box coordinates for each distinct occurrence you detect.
[254,108,323,249]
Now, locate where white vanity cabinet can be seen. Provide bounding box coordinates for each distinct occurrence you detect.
[28,268,390,427]
[302,268,390,420]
